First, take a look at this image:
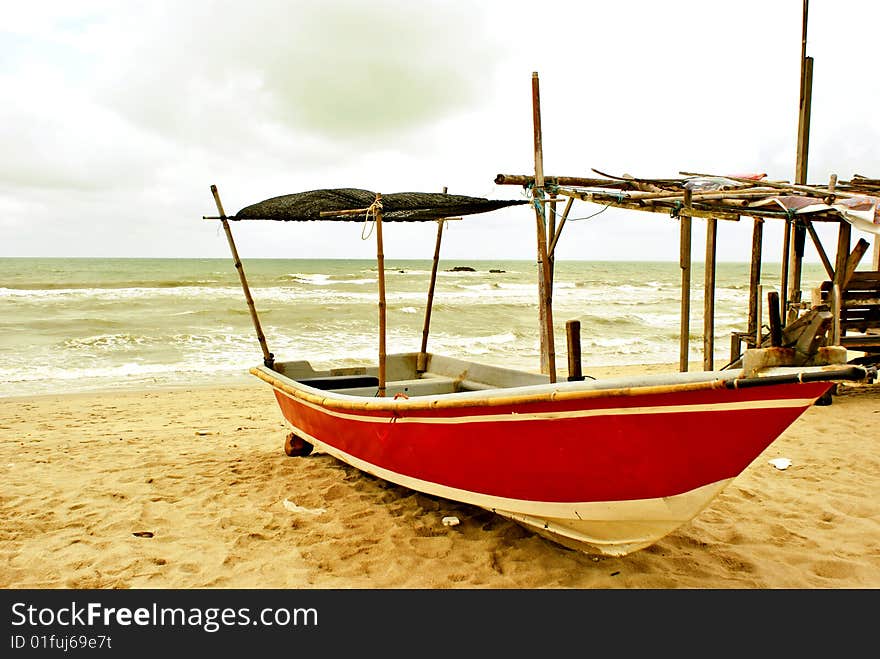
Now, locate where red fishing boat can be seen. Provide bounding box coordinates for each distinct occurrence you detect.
[206,185,875,556]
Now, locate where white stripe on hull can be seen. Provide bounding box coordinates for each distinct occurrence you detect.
[289,422,734,557]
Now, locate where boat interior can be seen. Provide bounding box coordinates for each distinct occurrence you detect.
[259,351,789,400]
[269,352,551,398]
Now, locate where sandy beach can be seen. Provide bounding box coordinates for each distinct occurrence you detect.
[1,364,878,590]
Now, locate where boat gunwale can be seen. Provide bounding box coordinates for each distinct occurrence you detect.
[250,360,790,412]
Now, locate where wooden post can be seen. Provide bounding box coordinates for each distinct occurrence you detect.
[794,1,813,186]
[830,218,852,349]
[747,217,764,345]
[787,220,806,324]
[210,184,274,368]
[780,216,791,319]
[418,187,447,373]
[729,332,742,364]
[768,291,783,347]
[374,193,387,397]
[833,221,852,291]
[756,284,763,348]
[789,2,812,323]
[531,71,556,382]
[831,284,841,345]
[703,217,717,370]
[565,320,583,381]
[679,189,693,372]
[874,235,880,271]
[548,193,557,288]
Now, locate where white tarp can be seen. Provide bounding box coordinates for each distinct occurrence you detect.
[750,194,880,235]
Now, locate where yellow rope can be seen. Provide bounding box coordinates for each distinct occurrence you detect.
[360,198,383,240]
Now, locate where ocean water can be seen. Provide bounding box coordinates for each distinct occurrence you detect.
[0,257,828,398]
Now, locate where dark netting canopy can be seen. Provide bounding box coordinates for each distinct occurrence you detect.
[232,188,527,222]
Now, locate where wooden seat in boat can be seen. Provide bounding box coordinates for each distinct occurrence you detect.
[295,375,381,390]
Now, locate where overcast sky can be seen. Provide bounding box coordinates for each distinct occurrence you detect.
[1,0,877,262]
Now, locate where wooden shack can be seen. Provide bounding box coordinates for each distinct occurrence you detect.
[496,68,880,381]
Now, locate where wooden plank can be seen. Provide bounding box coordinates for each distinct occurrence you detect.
[840,335,880,347]
[796,309,832,355]
[846,271,880,285]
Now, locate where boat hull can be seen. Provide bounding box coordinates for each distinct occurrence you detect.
[260,367,830,556]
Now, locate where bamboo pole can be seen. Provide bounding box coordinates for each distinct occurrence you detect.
[703,217,717,370]
[804,218,835,279]
[418,188,447,372]
[678,171,865,200]
[548,193,557,288]
[679,189,693,372]
[531,71,556,382]
[555,188,742,221]
[547,196,573,258]
[374,194,387,397]
[210,184,274,368]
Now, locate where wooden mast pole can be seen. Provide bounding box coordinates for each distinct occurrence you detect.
[747,217,764,346]
[679,189,693,372]
[531,71,556,382]
[210,184,274,368]
[788,0,813,322]
[418,187,447,372]
[374,193,387,397]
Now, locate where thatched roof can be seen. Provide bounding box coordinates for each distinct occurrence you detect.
[232,188,527,222]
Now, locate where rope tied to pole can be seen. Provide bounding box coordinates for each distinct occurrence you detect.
[361,197,383,240]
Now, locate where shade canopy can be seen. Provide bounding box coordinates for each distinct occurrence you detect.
[233,188,527,222]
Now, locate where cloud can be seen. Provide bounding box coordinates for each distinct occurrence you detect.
[0,1,878,259]
[89,1,501,149]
